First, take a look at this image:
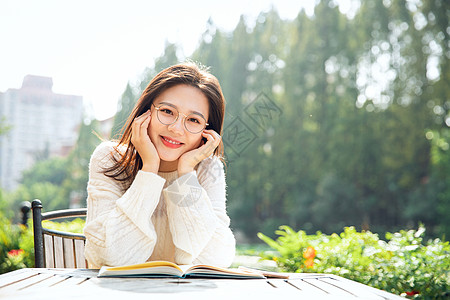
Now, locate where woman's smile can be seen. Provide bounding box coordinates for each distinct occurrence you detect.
[148,84,209,164]
[160,135,184,149]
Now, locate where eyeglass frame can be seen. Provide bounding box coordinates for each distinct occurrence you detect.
[151,103,209,134]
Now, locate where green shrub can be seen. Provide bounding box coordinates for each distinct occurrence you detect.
[41,218,85,234]
[0,215,85,274]
[258,225,449,299]
[0,214,34,273]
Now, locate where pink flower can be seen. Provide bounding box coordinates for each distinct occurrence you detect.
[7,249,24,257]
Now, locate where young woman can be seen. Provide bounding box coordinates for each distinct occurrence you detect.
[83,62,236,268]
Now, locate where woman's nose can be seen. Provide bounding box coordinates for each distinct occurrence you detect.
[168,116,185,134]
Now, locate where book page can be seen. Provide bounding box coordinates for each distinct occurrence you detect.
[186,265,266,278]
[98,261,184,277]
[104,260,182,271]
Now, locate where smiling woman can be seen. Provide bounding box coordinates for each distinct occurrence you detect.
[146,85,212,173]
[83,62,235,269]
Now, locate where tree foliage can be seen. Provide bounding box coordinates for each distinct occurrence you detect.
[4,0,449,243]
[6,119,101,217]
[188,0,449,240]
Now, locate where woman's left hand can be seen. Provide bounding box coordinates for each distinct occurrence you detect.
[178,129,221,176]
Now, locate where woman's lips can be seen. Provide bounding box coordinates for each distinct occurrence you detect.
[161,136,183,149]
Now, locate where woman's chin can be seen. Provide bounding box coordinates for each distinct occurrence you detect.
[158,154,180,163]
[157,148,186,163]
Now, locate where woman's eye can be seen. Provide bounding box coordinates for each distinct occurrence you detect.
[161,108,174,115]
[187,117,201,124]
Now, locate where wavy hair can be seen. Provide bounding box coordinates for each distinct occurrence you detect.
[103,62,226,190]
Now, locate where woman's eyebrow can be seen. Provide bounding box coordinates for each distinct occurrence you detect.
[159,101,207,119]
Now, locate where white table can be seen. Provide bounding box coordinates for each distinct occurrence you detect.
[0,268,404,300]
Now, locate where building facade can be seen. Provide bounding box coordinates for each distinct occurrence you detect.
[0,75,83,191]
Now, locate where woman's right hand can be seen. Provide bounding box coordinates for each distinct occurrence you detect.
[130,110,160,173]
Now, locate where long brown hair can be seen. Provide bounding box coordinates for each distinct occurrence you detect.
[104,62,226,189]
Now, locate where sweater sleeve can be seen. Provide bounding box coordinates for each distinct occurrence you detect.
[83,142,166,268]
[163,156,236,267]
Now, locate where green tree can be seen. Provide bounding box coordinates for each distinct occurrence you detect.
[21,157,69,187]
[7,118,101,214]
[139,42,181,93]
[9,0,442,241]
[8,182,65,219]
[110,83,137,139]
[61,119,102,208]
[191,18,230,92]
[198,0,450,239]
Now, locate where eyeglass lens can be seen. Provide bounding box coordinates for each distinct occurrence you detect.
[156,105,206,133]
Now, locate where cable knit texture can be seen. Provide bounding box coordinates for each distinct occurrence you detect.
[84,141,236,269]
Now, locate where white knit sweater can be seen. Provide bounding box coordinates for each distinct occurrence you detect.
[83,141,236,269]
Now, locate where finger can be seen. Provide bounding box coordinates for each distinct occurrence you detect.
[204,130,221,147]
[134,110,150,122]
[132,118,142,140]
[203,129,219,136]
[201,132,219,154]
[139,113,151,130]
[132,113,146,133]
[135,112,151,135]
[202,131,215,144]
[203,129,221,142]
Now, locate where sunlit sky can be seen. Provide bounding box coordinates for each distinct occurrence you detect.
[0,0,320,120]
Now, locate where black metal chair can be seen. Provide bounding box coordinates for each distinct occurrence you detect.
[31,199,87,268]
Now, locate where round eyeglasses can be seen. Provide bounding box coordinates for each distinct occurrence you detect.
[152,103,209,134]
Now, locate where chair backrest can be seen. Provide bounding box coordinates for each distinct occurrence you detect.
[31,199,87,268]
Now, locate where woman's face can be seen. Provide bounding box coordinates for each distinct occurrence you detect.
[148,84,209,165]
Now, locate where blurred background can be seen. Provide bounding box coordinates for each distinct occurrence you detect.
[0,0,449,243]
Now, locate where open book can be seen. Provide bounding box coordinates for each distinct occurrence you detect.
[97,261,269,279]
